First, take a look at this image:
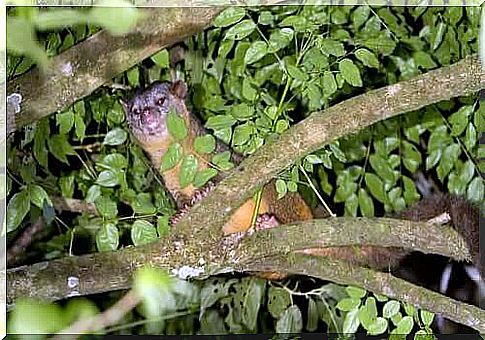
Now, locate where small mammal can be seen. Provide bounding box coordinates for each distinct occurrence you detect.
[123,80,482,276]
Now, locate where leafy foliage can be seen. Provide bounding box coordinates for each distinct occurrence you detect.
[5,4,483,336]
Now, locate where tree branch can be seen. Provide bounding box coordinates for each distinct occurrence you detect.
[6,217,471,307]
[243,254,485,333]
[232,217,471,264]
[174,55,485,245]
[6,6,222,135]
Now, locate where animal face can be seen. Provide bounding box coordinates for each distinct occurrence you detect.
[123,81,187,139]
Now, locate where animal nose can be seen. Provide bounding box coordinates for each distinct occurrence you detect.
[141,109,153,123]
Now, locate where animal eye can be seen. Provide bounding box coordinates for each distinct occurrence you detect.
[133,108,141,115]
[156,97,166,106]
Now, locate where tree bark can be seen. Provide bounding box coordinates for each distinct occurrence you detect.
[6,7,223,135]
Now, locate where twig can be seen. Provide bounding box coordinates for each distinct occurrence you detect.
[53,289,141,338]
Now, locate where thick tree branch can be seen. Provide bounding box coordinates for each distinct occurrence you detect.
[232,217,471,264]
[6,217,471,307]
[174,55,485,245]
[6,7,222,135]
[243,254,485,333]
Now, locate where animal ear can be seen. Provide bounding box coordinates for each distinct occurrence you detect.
[170,80,187,99]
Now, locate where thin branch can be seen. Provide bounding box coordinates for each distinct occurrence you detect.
[53,289,141,338]
[243,254,485,333]
[51,197,98,215]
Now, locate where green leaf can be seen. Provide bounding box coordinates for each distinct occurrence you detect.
[131,220,158,246]
[286,181,297,192]
[232,123,253,146]
[224,19,256,40]
[47,134,76,164]
[214,7,246,27]
[276,305,303,333]
[244,41,267,65]
[464,123,477,151]
[368,317,388,335]
[160,143,183,172]
[346,285,367,299]
[275,120,289,134]
[258,11,274,25]
[383,301,401,318]
[232,103,255,120]
[95,196,118,219]
[29,184,52,208]
[59,175,75,198]
[355,48,379,69]
[337,298,361,311]
[268,28,294,53]
[320,39,345,57]
[275,179,287,199]
[74,114,86,140]
[56,110,74,134]
[193,168,218,188]
[126,67,139,87]
[413,51,437,69]
[286,64,308,82]
[358,189,374,217]
[9,298,66,334]
[306,298,319,331]
[86,185,101,203]
[402,141,422,173]
[242,278,265,331]
[194,135,216,154]
[167,110,188,141]
[7,190,31,233]
[365,173,387,204]
[321,71,337,96]
[343,308,360,334]
[132,193,156,215]
[242,78,258,102]
[467,177,484,202]
[420,310,434,327]
[449,105,473,136]
[103,128,127,146]
[395,315,414,334]
[179,155,198,189]
[218,39,235,59]
[426,149,441,170]
[278,15,309,32]
[362,35,396,56]
[96,223,119,251]
[205,115,237,131]
[96,170,119,187]
[151,49,169,68]
[369,154,395,184]
[99,153,128,170]
[157,216,170,237]
[89,0,141,36]
[268,287,291,319]
[432,22,446,50]
[339,59,362,87]
[212,151,234,171]
[437,143,460,181]
[352,6,370,29]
